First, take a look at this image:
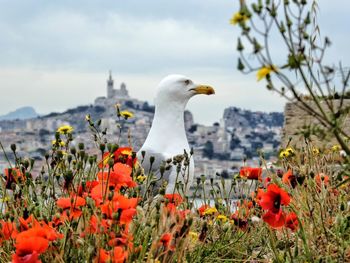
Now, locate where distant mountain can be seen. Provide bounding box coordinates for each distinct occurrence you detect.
[0,106,39,121]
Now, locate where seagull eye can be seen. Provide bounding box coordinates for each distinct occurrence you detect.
[184,79,192,85]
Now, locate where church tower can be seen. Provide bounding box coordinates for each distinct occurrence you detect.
[107,70,114,99]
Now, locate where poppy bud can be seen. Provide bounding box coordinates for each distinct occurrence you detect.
[100,144,106,152]
[78,143,85,150]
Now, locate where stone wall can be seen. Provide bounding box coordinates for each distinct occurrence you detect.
[282,99,350,148]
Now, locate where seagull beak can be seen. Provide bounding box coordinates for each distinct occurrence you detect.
[190,84,215,95]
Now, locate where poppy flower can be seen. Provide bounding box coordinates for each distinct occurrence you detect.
[99,147,137,169]
[240,167,262,181]
[198,204,209,216]
[315,173,329,188]
[97,163,136,189]
[0,220,17,241]
[259,184,290,213]
[159,233,172,248]
[77,180,99,196]
[164,193,183,206]
[285,212,299,231]
[282,169,297,188]
[120,208,137,225]
[13,236,49,263]
[262,210,286,228]
[56,196,86,210]
[230,214,248,230]
[95,247,128,263]
[4,168,24,189]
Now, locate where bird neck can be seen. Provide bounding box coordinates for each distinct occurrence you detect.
[146,100,189,154]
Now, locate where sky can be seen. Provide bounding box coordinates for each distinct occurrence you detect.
[0,0,349,125]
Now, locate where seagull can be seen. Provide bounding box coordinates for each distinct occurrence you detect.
[137,74,215,194]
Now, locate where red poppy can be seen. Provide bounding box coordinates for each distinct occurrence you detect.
[259,184,290,213]
[262,210,286,228]
[285,212,299,231]
[240,167,262,181]
[282,169,297,188]
[159,233,172,248]
[164,193,183,206]
[198,204,209,216]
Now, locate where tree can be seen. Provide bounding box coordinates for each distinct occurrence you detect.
[233,0,350,155]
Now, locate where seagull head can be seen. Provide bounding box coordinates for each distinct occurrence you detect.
[154,74,215,107]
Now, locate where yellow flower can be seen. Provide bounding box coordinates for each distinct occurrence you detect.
[257,65,277,81]
[332,145,341,152]
[203,207,218,216]
[230,12,249,25]
[188,231,199,242]
[120,110,134,119]
[85,114,91,121]
[312,147,320,155]
[57,125,74,134]
[52,140,65,147]
[216,214,228,222]
[285,147,295,156]
[137,175,147,183]
[279,150,288,158]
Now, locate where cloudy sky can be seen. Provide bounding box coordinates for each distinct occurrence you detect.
[0,0,348,125]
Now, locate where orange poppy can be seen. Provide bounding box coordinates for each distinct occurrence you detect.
[198,204,209,217]
[164,193,183,206]
[315,173,329,188]
[240,167,262,181]
[13,236,49,263]
[282,169,297,188]
[56,196,86,209]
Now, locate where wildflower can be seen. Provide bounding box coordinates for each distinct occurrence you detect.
[240,167,262,180]
[279,147,295,158]
[99,147,137,168]
[136,175,146,183]
[119,110,134,119]
[52,139,65,147]
[282,169,297,188]
[164,193,183,206]
[56,196,86,221]
[332,144,341,152]
[13,236,49,263]
[4,167,24,189]
[57,125,73,134]
[159,233,173,249]
[85,114,91,121]
[257,65,277,81]
[262,209,286,228]
[229,12,249,25]
[97,163,136,189]
[216,214,228,222]
[189,231,199,242]
[230,214,248,230]
[285,212,299,231]
[203,207,218,216]
[315,173,329,188]
[312,147,320,155]
[198,204,209,216]
[259,184,290,213]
